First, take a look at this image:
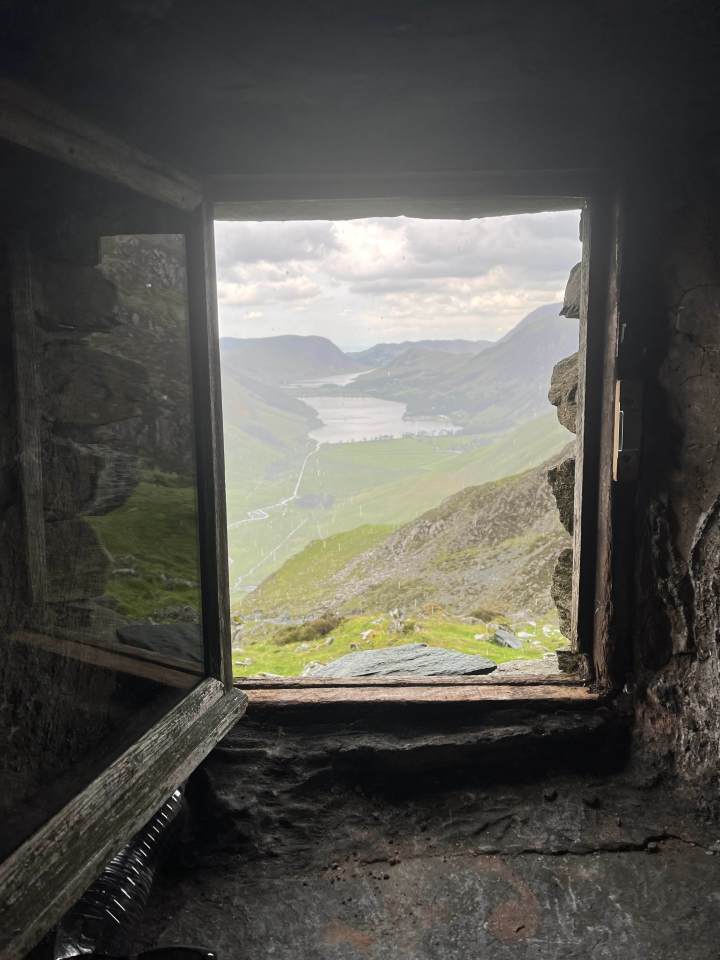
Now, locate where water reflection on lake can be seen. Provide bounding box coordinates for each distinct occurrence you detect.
[301,395,461,444]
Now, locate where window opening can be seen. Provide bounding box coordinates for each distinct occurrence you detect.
[214,212,582,681]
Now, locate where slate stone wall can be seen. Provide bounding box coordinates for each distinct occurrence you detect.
[630,183,720,796]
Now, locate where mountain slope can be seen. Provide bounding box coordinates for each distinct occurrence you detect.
[349,338,492,367]
[220,359,317,490]
[220,334,359,384]
[246,446,572,620]
[345,345,463,396]
[415,303,578,428]
[339,304,578,432]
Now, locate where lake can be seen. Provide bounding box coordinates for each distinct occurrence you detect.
[300,395,461,444]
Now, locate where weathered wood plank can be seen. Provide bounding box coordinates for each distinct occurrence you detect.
[0,79,202,211]
[592,198,622,688]
[235,674,583,689]
[186,203,233,690]
[245,684,597,706]
[0,679,248,960]
[9,234,47,609]
[571,195,621,687]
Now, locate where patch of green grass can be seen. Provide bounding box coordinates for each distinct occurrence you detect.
[241,523,395,617]
[233,612,567,677]
[273,613,344,646]
[89,475,201,619]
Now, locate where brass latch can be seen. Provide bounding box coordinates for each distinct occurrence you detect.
[612,380,643,481]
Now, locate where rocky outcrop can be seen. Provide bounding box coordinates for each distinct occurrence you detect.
[547,262,581,639]
[547,456,575,535]
[551,547,573,638]
[560,261,581,319]
[304,642,497,677]
[548,352,578,433]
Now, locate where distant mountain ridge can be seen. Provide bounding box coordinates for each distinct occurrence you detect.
[219,303,578,453]
[349,338,492,367]
[339,303,578,431]
[220,334,358,384]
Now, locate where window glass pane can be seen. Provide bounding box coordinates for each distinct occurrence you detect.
[0,149,204,859]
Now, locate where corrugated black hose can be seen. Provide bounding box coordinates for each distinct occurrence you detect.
[52,789,214,960]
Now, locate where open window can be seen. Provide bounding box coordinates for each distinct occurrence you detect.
[0,85,246,957]
[215,212,581,683]
[210,176,622,695]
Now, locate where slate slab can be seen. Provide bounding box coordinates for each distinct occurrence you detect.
[304,642,497,678]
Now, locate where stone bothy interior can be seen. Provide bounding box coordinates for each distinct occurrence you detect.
[3,2,720,958]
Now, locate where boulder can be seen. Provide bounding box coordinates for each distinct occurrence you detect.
[303,642,497,678]
[551,547,574,639]
[491,627,522,649]
[560,262,582,319]
[547,456,575,534]
[548,352,579,433]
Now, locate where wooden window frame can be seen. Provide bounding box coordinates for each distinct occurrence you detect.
[0,83,247,960]
[0,79,623,957]
[210,173,623,696]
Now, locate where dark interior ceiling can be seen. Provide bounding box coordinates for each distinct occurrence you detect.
[2,0,720,179]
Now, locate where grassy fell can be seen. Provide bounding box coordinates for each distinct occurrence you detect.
[233,611,567,677]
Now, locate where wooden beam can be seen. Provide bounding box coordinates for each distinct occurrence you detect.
[10,233,47,609]
[0,678,248,960]
[571,195,622,686]
[186,203,233,689]
[0,80,202,211]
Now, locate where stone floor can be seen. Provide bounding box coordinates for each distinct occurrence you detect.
[138,701,720,959]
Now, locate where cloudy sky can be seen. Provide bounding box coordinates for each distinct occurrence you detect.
[214,211,581,351]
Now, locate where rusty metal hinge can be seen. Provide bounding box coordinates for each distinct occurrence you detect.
[612,380,643,481]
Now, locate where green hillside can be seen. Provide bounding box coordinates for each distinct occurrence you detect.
[234,451,572,676]
[243,523,395,616]
[242,447,570,620]
[348,338,492,366]
[227,412,571,600]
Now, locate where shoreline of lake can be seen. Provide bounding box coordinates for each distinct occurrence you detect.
[299,394,461,444]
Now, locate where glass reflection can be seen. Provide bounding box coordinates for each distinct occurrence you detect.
[0,178,205,860]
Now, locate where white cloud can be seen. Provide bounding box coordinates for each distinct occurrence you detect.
[214,212,581,349]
